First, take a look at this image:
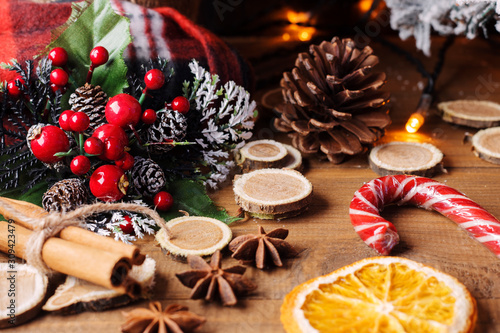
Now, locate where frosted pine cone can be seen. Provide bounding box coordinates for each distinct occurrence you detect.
[69,83,108,132]
[130,156,167,198]
[146,109,187,154]
[274,37,391,164]
[42,178,88,212]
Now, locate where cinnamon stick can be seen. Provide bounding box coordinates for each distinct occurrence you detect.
[0,197,145,265]
[61,227,145,266]
[0,221,132,292]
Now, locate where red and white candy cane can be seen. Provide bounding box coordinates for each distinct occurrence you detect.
[350,175,500,257]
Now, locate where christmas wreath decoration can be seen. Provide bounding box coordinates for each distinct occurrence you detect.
[0,0,256,243]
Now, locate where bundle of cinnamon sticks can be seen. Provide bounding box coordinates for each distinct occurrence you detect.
[0,197,147,297]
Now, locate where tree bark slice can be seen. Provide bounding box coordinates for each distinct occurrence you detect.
[155,216,232,258]
[237,140,289,172]
[233,169,313,219]
[282,144,303,171]
[471,127,500,164]
[0,264,47,328]
[42,257,156,315]
[369,142,445,177]
[438,100,500,128]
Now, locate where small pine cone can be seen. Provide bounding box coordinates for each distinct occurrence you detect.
[69,83,108,131]
[130,156,167,198]
[42,178,88,213]
[274,37,391,164]
[146,110,187,154]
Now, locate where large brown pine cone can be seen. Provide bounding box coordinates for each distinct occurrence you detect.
[274,37,391,163]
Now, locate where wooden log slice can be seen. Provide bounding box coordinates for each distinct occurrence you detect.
[237,140,288,172]
[233,169,313,219]
[471,127,500,164]
[247,205,311,220]
[0,264,47,328]
[42,257,156,315]
[282,144,303,171]
[260,87,282,110]
[155,216,232,258]
[369,142,445,177]
[438,100,500,128]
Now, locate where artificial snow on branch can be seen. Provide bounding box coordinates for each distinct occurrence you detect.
[184,60,257,189]
[86,200,157,244]
[385,0,500,55]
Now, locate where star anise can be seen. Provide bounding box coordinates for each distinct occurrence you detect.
[175,250,257,306]
[229,226,299,269]
[121,301,205,333]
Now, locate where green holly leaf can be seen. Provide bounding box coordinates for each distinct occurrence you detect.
[0,181,45,221]
[14,182,47,207]
[47,0,131,108]
[160,179,239,224]
[0,181,46,209]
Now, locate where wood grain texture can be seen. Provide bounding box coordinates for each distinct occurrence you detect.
[2,36,500,332]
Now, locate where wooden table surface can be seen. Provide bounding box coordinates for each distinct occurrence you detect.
[3,35,500,332]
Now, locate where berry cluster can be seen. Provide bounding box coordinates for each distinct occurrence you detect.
[27,46,186,219]
[6,48,69,98]
[1,33,257,243]
[48,47,69,93]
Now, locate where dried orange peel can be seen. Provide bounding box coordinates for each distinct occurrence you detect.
[281,257,477,333]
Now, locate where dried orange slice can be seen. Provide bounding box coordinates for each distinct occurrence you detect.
[281,257,476,333]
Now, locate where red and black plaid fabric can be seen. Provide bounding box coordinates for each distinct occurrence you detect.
[0,0,252,91]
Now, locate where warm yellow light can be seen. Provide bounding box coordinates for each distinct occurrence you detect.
[298,30,312,41]
[405,113,425,133]
[358,0,373,12]
[287,11,310,24]
[283,25,316,42]
[288,25,315,42]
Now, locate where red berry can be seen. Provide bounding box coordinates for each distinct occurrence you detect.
[48,47,68,67]
[120,215,134,234]
[50,68,69,87]
[51,83,67,94]
[70,155,91,175]
[69,112,90,132]
[92,124,128,146]
[89,165,128,202]
[144,69,165,90]
[7,76,25,97]
[171,96,190,114]
[105,94,142,128]
[154,191,174,211]
[90,46,109,67]
[115,152,134,171]
[59,110,74,131]
[84,137,104,155]
[102,137,125,161]
[29,125,70,163]
[141,109,157,124]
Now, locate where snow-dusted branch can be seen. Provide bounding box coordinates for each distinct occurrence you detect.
[386,0,499,55]
[185,59,257,189]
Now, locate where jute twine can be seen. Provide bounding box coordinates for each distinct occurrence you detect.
[0,200,171,274]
